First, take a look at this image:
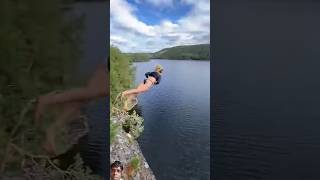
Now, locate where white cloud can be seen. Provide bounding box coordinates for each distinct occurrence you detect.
[110,0,155,36]
[178,0,210,34]
[110,35,128,44]
[110,0,210,53]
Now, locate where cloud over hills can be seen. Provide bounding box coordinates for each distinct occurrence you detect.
[110,0,210,53]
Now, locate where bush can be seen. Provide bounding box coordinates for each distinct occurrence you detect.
[0,0,85,176]
[110,46,135,107]
[21,153,103,180]
[130,155,141,171]
[122,111,144,139]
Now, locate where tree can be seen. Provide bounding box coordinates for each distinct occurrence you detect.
[0,0,87,176]
[110,46,135,106]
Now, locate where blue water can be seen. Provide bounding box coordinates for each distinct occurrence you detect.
[134,59,210,180]
[213,1,320,180]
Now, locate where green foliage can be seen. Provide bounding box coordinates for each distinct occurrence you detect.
[64,154,103,180]
[122,111,144,139]
[152,44,210,60]
[20,152,103,180]
[0,0,87,176]
[130,155,140,171]
[110,46,135,106]
[125,53,152,62]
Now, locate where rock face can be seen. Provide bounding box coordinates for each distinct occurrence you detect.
[110,114,156,180]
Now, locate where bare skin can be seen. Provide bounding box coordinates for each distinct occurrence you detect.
[120,77,155,111]
[121,76,156,98]
[121,68,163,111]
[34,64,109,155]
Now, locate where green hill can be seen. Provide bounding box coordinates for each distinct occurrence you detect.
[152,44,210,60]
[124,53,153,62]
[126,44,210,61]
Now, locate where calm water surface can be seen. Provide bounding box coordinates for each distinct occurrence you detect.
[214,1,320,180]
[134,59,210,180]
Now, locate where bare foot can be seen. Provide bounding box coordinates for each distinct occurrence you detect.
[123,99,129,111]
[42,128,57,156]
[121,92,127,100]
[123,94,137,111]
[34,97,45,127]
[34,92,57,126]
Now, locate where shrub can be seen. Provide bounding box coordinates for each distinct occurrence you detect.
[130,155,141,171]
[122,111,144,139]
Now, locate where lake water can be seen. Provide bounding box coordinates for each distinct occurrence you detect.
[213,1,320,180]
[133,59,210,180]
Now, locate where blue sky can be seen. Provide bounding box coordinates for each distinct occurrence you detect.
[127,0,192,25]
[110,0,210,53]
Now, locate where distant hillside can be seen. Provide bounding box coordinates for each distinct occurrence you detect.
[126,44,210,62]
[152,44,210,60]
[124,53,153,62]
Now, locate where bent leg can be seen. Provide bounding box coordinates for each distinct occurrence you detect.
[43,101,83,155]
[41,65,108,105]
[35,65,109,123]
[35,88,93,124]
[122,82,152,97]
[86,64,109,97]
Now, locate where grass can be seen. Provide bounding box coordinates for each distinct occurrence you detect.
[122,111,144,139]
[130,155,141,171]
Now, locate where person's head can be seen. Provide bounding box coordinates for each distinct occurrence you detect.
[110,161,123,180]
[155,64,164,74]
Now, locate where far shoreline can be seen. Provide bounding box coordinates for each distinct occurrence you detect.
[124,44,210,62]
[133,58,210,62]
